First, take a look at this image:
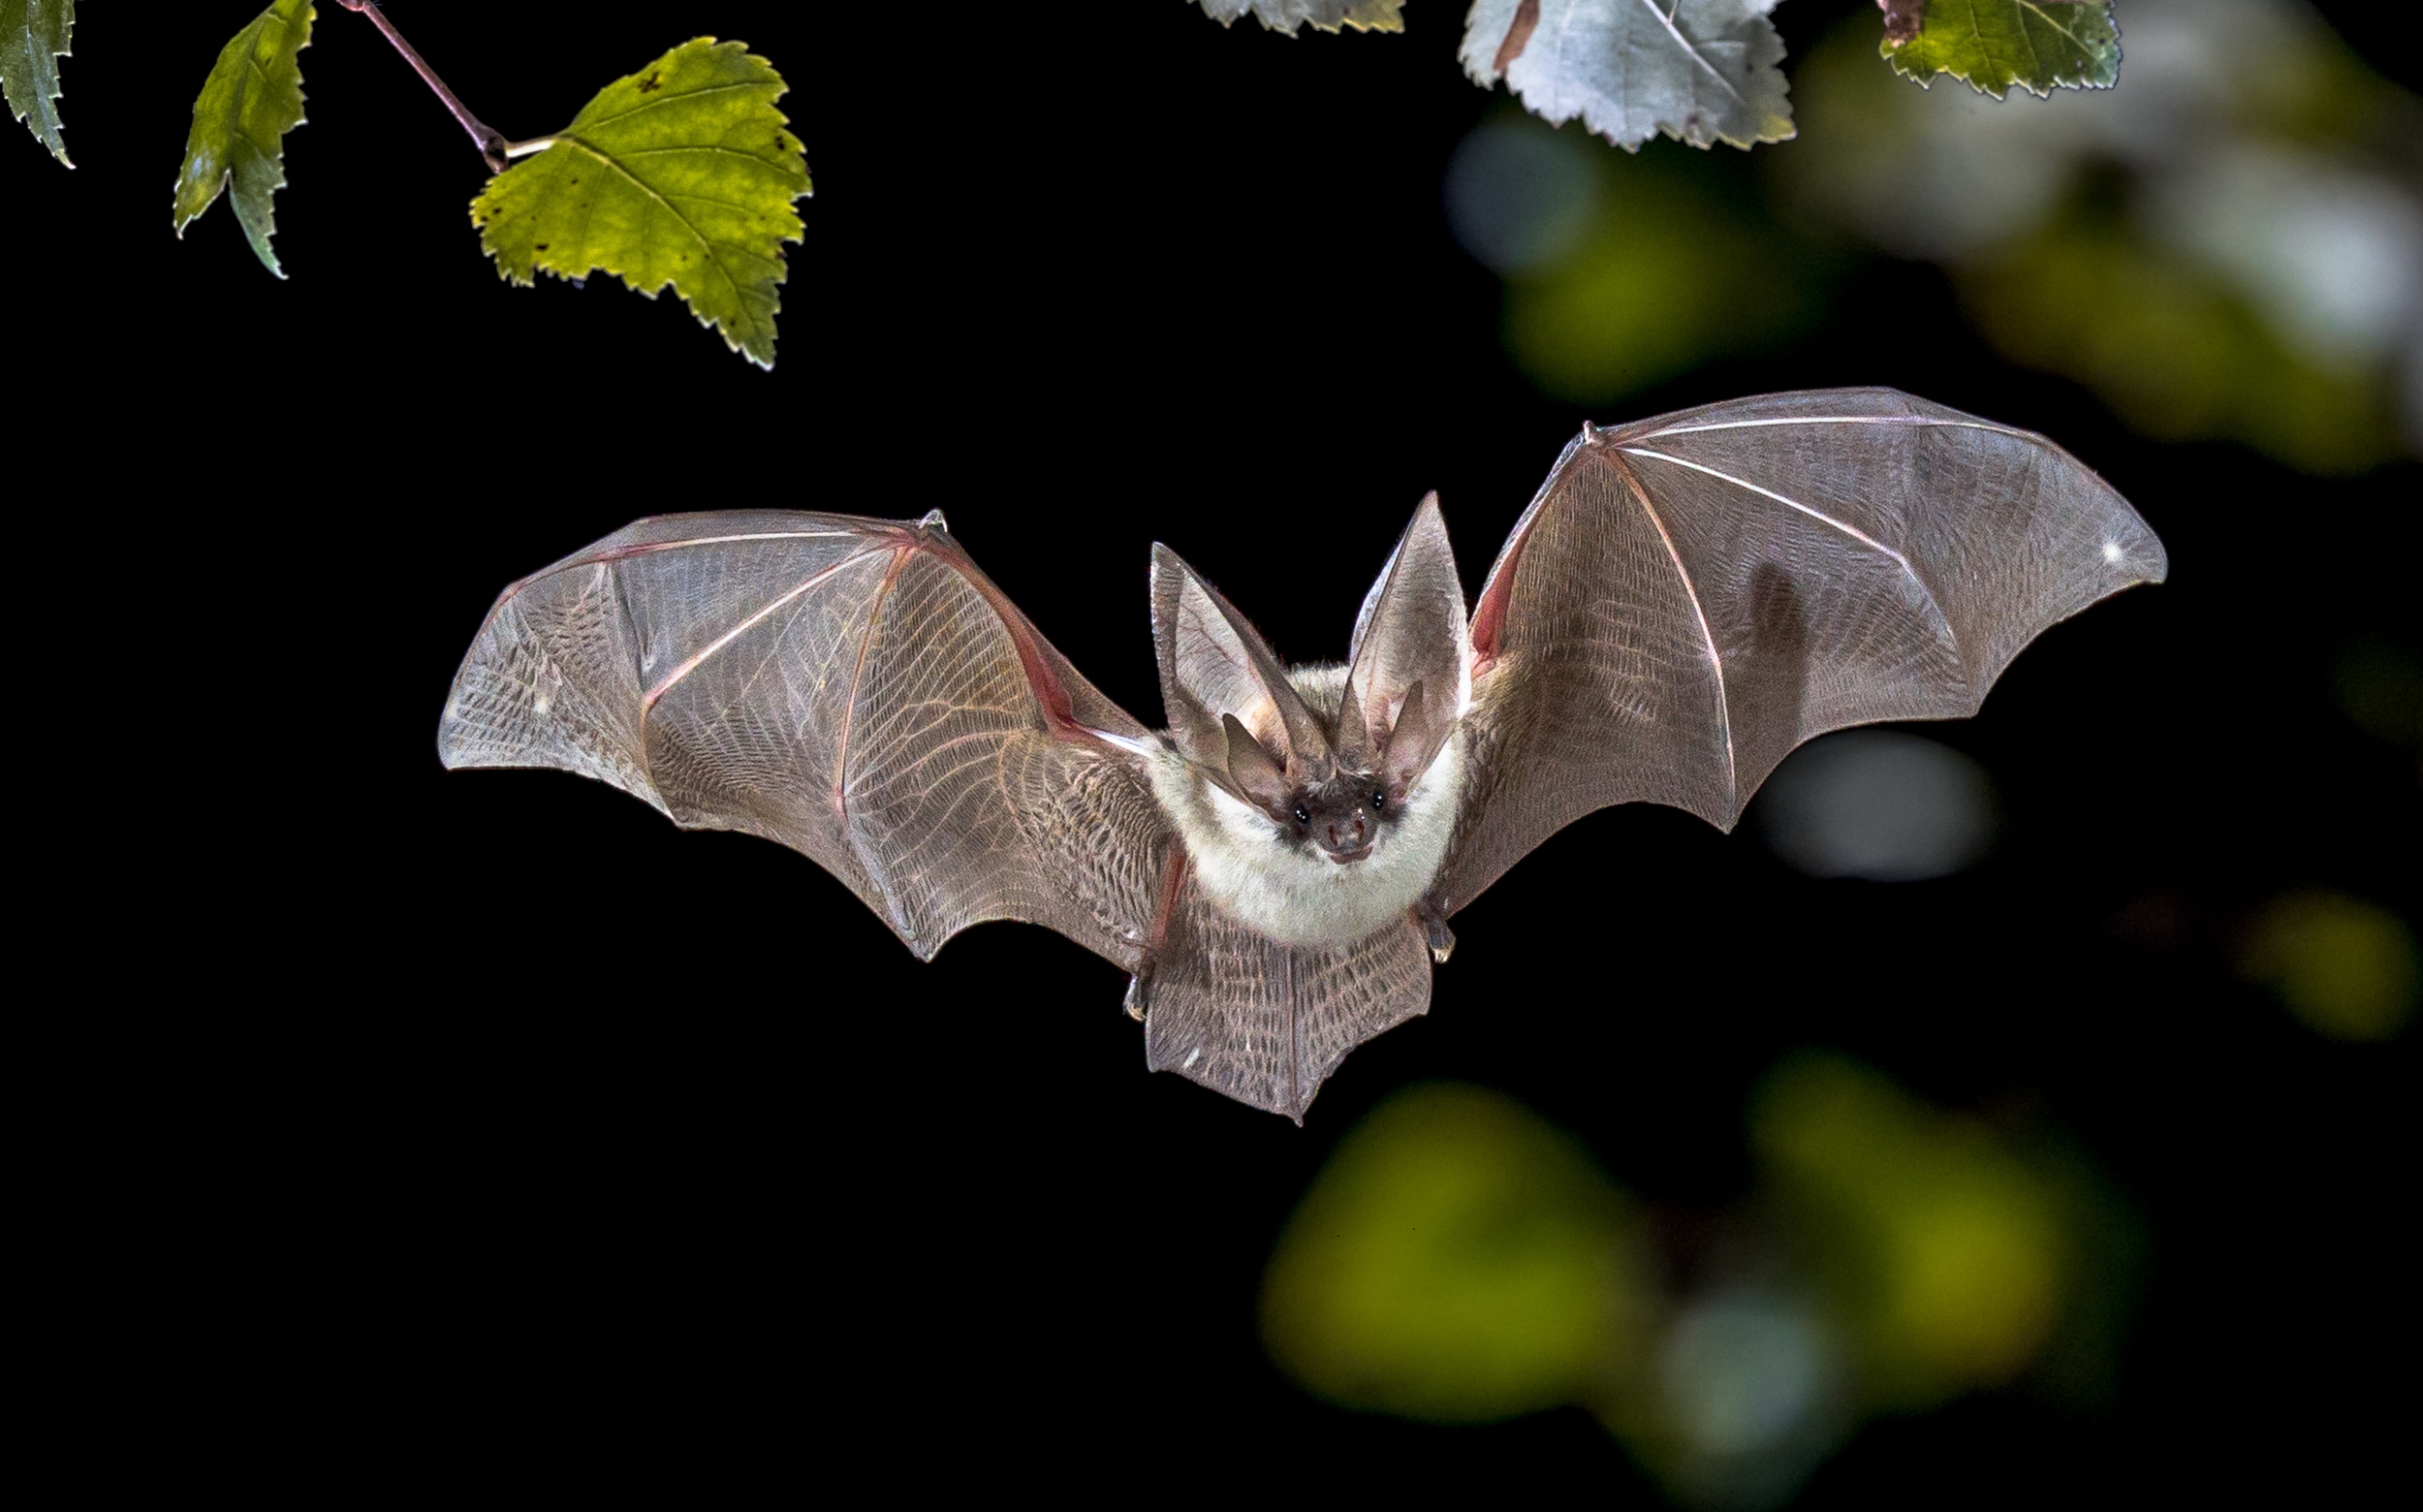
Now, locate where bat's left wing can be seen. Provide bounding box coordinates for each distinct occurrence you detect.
[1435,388,2166,915]
[438,510,1171,969]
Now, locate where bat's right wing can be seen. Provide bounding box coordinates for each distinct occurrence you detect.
[1435,388,2166,916]
[439,510,1171,970]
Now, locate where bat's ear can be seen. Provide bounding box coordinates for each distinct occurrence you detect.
[1342,493,1468,779]
[1221,714,1294,812]
[1151,544,1333,780]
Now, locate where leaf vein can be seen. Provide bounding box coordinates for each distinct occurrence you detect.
[560,135,757,340]
[575,79,768,135]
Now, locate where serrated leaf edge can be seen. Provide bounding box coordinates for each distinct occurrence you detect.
[469,38,810,370]
[2,0,75,165]
[1882,0,2121,101]
[1459,0,1795,153]
[171,0,315,279]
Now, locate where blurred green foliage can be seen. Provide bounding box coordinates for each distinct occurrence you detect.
[2241,892,2420,1042]
[1782,0,2423,473]
[1263,1060,2139,1506]
[1753,1055,2066,1407]
[1502,162,1822,404]
[1260,1083,1641,1422]
[1484,127,1826,405]
[1959,209,2403,474]
[1456,1,2423,471]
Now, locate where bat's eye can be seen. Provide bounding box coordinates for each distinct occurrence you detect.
[1369,791,1387,813]
[1292,804,1310,826]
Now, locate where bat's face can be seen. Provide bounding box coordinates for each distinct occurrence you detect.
[1269,762,1396,865]
[1142,661,1472,949]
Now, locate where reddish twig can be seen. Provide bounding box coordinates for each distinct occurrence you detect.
[335,2,509,170]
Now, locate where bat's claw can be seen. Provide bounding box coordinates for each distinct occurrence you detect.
[1123,961,1154,1022]
[1417,901,1456,964]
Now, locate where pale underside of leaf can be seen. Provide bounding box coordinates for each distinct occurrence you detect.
[1,0,74,164]
[1461,0,1794,152]
[1194,0,1405,34]
[1884,0,2121,99]
[470,38,811,369]
[172,0,314,277]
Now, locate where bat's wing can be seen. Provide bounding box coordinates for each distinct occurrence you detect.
[1436,388,2167,915]
[439,510,1170,968]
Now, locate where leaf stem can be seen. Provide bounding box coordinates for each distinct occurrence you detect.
[502,137,557,160]
[335,1,510,171]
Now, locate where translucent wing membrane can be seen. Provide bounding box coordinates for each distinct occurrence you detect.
[1441,388,2164,914]
[439,511,1165,966]
[1145,898,1431,1123]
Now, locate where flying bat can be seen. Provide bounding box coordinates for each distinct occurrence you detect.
[439,389,2165,1119]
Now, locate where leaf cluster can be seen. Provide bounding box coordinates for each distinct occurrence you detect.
[7,3,2136,368]
[1195,0,2123,153]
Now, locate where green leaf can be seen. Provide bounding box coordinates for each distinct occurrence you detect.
[1883,0,2121,99]
[1194,1,1403,33]
[173,0,315,277]
[2,0,74,165]
[1461,0,1794,153]
[470,38,811,370]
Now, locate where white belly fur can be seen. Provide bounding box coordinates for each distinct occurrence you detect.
[1145,666,1464,947]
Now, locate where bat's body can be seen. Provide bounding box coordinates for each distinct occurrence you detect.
[441,390,2165,1119]
[1142,663,1468,949]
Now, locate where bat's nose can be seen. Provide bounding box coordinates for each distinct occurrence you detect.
[1321,815,1372,863]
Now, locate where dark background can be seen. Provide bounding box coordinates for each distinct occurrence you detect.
[19,2,2413,1500]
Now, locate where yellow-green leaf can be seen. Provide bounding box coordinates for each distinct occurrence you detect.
[1883,1,2120,100]
[471,38,811,369]
[2,0,74,165]
[173,0,315,277]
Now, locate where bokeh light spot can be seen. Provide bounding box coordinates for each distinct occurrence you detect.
[1754,1055,2068,1405]
[1259,1083,1641,1423]
[1659,1291,1836,1459]
[1446,114,1822,406]
[1756,731,1996,882]
[1443,119,1599,275]
[2241,891,2420,1042]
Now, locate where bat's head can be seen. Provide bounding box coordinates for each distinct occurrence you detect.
[1151,496,1470,865]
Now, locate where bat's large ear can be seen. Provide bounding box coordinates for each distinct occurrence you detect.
[1151,545,1333,781]
[1342,493,1468,784]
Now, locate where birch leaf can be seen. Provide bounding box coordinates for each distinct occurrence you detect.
[1462,0,1793,152]
[1194,0,1404,33]
[172,0,315,277]
[470,38,810,370]
[2,0,73,165]
[1883,0,2121,99]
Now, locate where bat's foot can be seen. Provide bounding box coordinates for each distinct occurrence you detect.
[1123,959,1156,1022]
[1417,901,1455,964]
